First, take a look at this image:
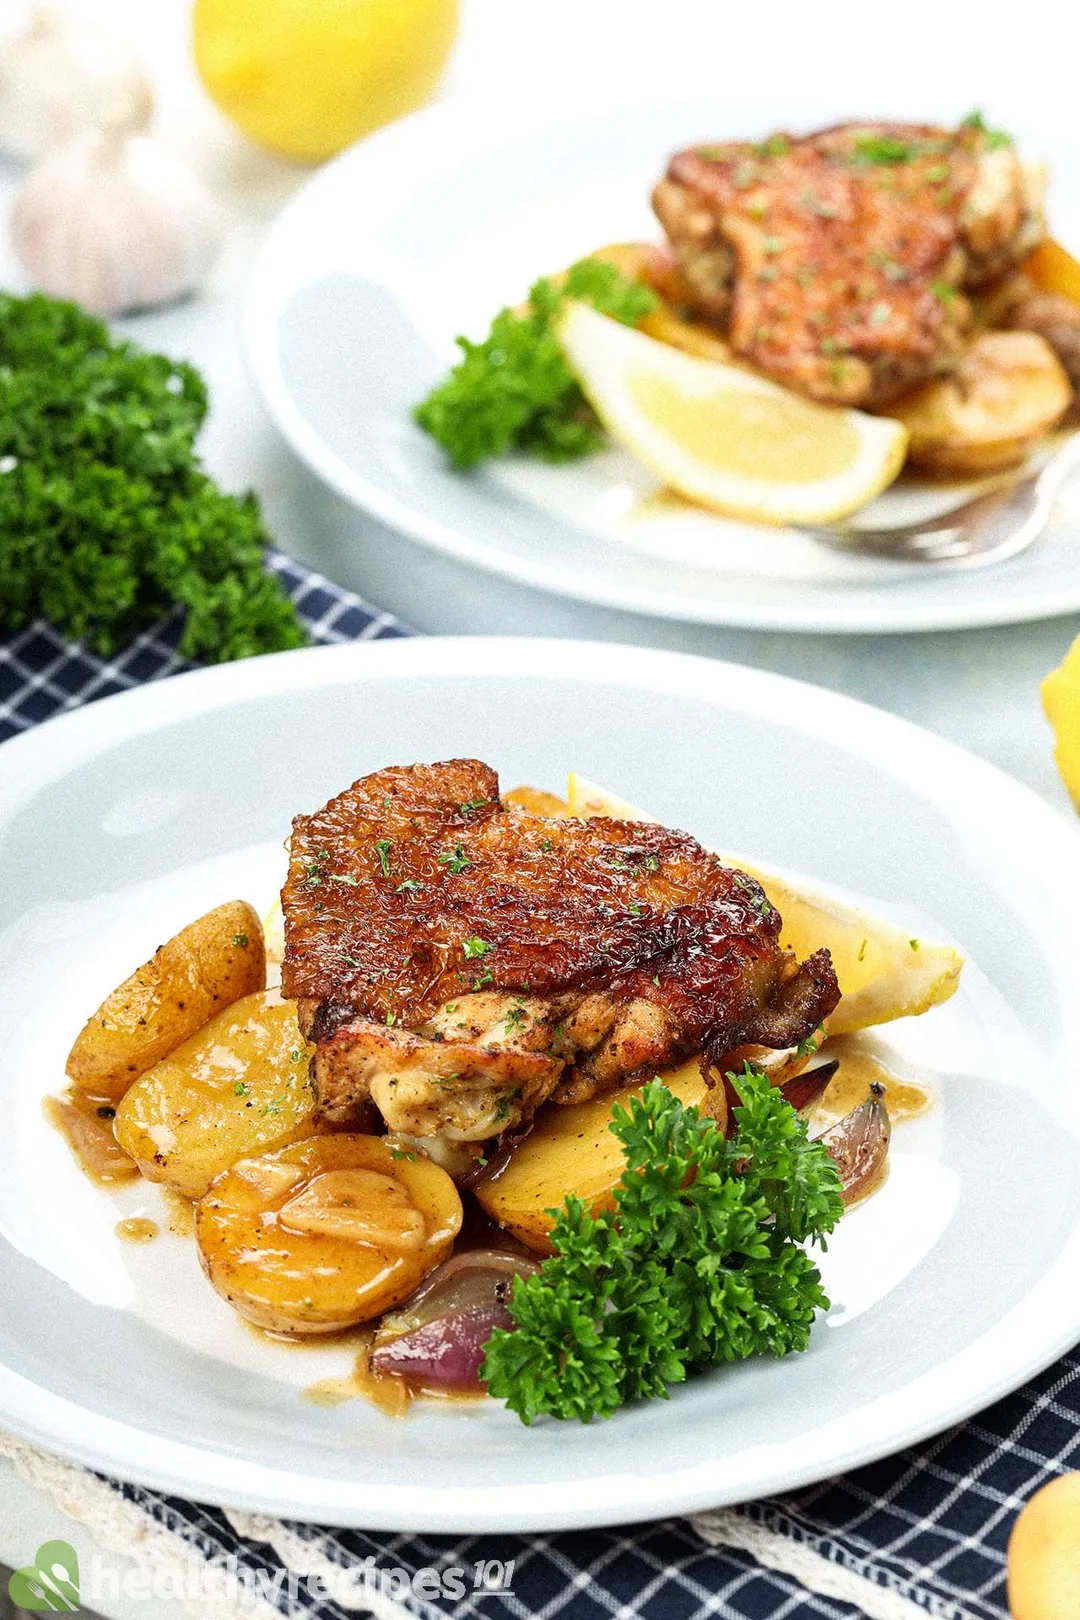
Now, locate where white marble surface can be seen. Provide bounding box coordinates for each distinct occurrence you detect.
[2,0,1080,1588]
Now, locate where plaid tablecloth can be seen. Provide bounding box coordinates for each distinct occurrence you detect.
[2,553,1077,1620]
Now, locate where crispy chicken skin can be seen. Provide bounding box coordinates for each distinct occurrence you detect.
[652,120,1046,407]
[281,760,839,1152]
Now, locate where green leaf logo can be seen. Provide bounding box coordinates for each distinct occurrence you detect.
[7,1541,80,1611]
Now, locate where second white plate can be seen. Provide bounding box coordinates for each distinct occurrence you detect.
[245,96,1080,634]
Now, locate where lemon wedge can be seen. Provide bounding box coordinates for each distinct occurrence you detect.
[557,302,909,524]
[566,772,963,1034]
[1041,633,1080,811]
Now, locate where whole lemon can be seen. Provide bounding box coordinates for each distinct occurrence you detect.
[1042,634,1080,812]
[1007,1473,1080,1620]
[193,0,459,163]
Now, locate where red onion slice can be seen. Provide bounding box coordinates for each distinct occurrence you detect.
[720,1059,838,1134]
[371,1249,539,1393]
[371,1304,513,1391]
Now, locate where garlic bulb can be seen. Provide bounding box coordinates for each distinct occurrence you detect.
[10,96,225,315]
[0,4,151,160]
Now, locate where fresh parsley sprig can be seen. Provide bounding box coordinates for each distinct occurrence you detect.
[0,291,307,663]
[960,109,1012,150]
[482,1067,844,1424]
[414,258,658,469]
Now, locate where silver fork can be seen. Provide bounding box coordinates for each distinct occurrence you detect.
[799,432,1080,565]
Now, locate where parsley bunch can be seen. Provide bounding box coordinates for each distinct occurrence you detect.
[414,258,658,469]
[482,1068,844,1424]
[0,291,307,662]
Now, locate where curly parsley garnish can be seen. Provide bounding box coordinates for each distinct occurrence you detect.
[414,258,658,469]
[0,291,306,662]
[960,109,1012,150]
[481,1068,843,1423]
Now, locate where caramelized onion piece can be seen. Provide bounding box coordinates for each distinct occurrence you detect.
[720,1058,838,1135]
[779,1060,839,1113]
[371,1305,511,1391]
[816,1083,891,1205]
[371,1249,539,1393]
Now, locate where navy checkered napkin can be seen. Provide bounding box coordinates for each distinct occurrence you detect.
[3,554,1077,1620]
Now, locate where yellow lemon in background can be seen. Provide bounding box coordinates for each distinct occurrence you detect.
[1007,1473,1080,1619]
[193,0,459,163]
[1041,634,1080,811]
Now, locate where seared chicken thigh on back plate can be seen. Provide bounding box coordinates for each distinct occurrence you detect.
[281,760,839,1169]
[652,119,1046,407]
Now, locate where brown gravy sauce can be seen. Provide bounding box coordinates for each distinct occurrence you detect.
[44,1028,934,1417]
[302,1355,484,1417]
[43,1090,139,1186]
[302,1333,413,1418]
[242,1323,480,1415]
[808,1035,933,1131]
[161,1189,197,1238]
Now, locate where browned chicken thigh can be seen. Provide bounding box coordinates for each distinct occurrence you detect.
[281,760,839,1165]
[652,119,1046,407]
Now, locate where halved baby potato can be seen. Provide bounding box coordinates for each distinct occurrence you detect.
[66,901,266,1104]
[565,772,963,1035]
[474,1057,711,1254]
[113,990,314,1198]
[889,330,1071,474]
[196,1135,463,1333]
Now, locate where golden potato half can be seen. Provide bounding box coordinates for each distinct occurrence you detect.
[890,330,1071,475]
[114,991,314,1198]
[196,1135,463,1334]
[475,1059,711,1254]
[66,900,266,1104]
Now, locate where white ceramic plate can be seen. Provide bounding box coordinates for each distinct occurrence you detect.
[3,636,1080,1530]
[245,97,1080,635]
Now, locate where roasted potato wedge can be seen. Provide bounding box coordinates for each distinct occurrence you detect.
[587,241,735,361]
[502,785,571,817]
[586,240,699,308]
[565,772,963,1035]
[889,331,1071,474]
[66,901,265,1104]
[531,241,734,366]
[196,1135,462,1333]
[474,1058,712,1254]
[114,991,314,1198]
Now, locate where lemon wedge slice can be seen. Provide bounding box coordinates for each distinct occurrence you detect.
[566,772,962,1034]
[558,302,909,524]
[1042,633,1080,812]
